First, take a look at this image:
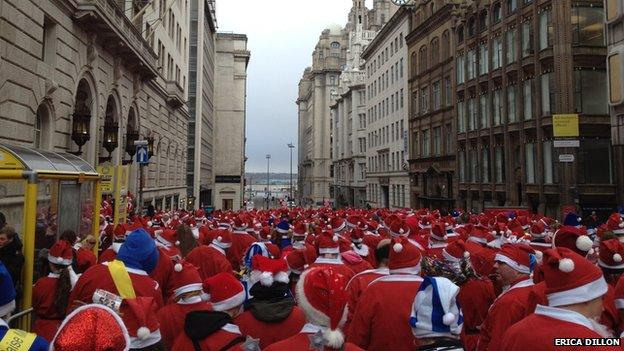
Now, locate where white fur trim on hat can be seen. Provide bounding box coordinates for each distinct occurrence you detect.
[48,254,72,266]
[173,283,204,298]
[547,276,608,307]
[212,289,246,312]
[319,247,340,254]
[495,253,531,274]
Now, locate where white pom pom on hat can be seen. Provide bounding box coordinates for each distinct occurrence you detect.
[260,271,274,286]
[463,251,471,258]
[137,326,150,340]
[615,254,623,263]
[393,243,403,253]
[174,263,183,272]
[559,258,575,273]
[323,329,345,349]
[175,240,180,246]
[575,235,593,252]
[442,313,456,326]
[332,235,339,242]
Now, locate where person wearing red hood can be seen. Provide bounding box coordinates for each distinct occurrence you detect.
[229,215,258,271]
[186,229,234,280]
[348,237,423,351]
[308,228,355,281]
[97,223,133,263]
[156,262,212,349]
[234,256,305,348]
[477,244,541,351]
[348,227,376,267]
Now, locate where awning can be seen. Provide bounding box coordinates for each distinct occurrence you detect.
[0,143,98,177]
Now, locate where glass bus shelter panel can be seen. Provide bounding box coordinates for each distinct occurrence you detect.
[0,179,25,233]
[79,181,94,238]
[57,181,81,238]
[35,179,59,251]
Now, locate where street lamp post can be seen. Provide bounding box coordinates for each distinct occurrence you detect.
[287,143,295,205]
[266,154,271,209]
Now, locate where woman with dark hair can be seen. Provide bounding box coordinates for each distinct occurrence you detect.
[176,224,198,259]
[0,225,24,291]
[32,240,78,341]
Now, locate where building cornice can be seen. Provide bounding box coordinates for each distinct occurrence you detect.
[405,4,452,45]
[362,6,410,60]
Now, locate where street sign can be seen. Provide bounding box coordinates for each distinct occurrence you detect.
[553,114,579,137]
[554,140,580,148]
[136,145,149,164]
[559,154,575,163]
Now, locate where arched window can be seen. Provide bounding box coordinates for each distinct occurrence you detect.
[419,45,428,74]
[479,10,488,31]
[431,38,440,66]
[442,30,450,60]
[468,17,476,37]
[411,51,418,77]
[34,104,50,149]
[457,25,465,43]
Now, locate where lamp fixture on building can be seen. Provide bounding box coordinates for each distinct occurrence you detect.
[146,134,155,159]
[69,105,91,156]
[99,120,119,163]
[123,129,140,165]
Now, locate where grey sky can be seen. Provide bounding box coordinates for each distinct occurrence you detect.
[217,0,359,173]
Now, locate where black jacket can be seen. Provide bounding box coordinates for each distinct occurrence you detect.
[0,236,24,292]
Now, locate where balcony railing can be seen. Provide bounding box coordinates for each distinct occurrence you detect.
[74,0,158,79]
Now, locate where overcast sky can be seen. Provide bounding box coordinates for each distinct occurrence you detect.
[217,0,366,173]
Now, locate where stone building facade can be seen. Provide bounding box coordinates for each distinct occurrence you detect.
[297,26,347,207]
[453,0,615,217]
[213,33,250,210]
[362,7,410,209]
[606,0,624,206]
[406,3,456,210]
[187,0,217,208]
[0,0,190,212]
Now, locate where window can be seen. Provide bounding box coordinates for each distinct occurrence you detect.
[492,90,502,125]
[468,17,476,37]
[523,80,533,120]
[420,87,429,113]
[507,0,517,13]
[609,53,622,104]
[480,94,490,128]
[607,0,621,22]
[42,17,57,64]
[507,86,517,122]
[479,11,488,32]
[400,58,404,78]
[34,106,42,148]
[433,127,442,155]
[479,43,489,75]
[482,148,490,183]
[543,140,555,184]
[422,129,430,156]
[572,6,605,46]
[506,29,517,64]
[467,49,477,80]
[432,81,441,110]
[470,150,478,183]
[445,124,452,154]
[525,143,536,183]
[412,130,420,158]
[495,147,505,183]
[493,2,502,23]
[431,38,440,66]
[539,10,553,50]
[330,41,340,49]
[459,150,466,182]
[400,89,404,108]
[457,55,465,84]
[492,38,502,69]
[411,52,417,77]
[445,77,452,107]
[468,98,477,131]
[442,30,450,59]
[419,46,428,73]
[577,138,613,184]
[521,21,533,57]
[457,101,466,132]
[573,70,608,115]
[541,72,555,115]
[458,26,464,43]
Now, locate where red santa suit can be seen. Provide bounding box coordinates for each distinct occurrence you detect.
[308,257,355,281]
[97,242,122,263]
[476,277,536,351]
[228,230,258,271]
[32,273,64,341]
[186,244,233,280]
[171,322,245,351]
[234,305,306,349]
[67,262,164,313]
[157,296,212,350]
[263,323,364,351]
[347,274,422,351]
[344,267,389,335]
[340,251,373,274]
[149,246,175,301]
[500,305,622,350]
[75,246,96,273]
[457,277,496,351]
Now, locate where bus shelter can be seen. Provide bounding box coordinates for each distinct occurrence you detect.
[0,143,101,328]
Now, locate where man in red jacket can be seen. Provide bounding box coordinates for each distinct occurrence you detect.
[347,236,423,351]
[308,228,355,281]
[186,229,234,280]
[234,256,305,348]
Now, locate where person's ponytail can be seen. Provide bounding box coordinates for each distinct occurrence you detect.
[54,265,71,315]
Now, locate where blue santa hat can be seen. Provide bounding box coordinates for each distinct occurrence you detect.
[117,228,160,274]
[242,242,270,269]
[450,210,461,218]
[0,261,16,318]
[563,212,582,227]
[409,276,463,339]
[276,219,291,235]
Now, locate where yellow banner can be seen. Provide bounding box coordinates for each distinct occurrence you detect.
[553,114,579,137]
[107,260,136,299]
[0,329,36,350]
[97,165,114,194]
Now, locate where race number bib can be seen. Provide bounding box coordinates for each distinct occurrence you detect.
[0,329,36,351]
[93,289,123,313]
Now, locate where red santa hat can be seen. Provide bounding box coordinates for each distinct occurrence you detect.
[606,213,624,235]
[233,214,249,230]
[210,229,233,249]
[48,240,73,266]
[468,227,494,245]
[494,244,535,274]
[296,267,349,349]
[249,255,289,287]
[388,218,411,237]
[491,222,512,237]
[529,222,548,238]
[552,226,593,257]
[389,237,422,275]
[171,262,203,299]
[598,238,624,270]
[350,227,365,243]
[194,209,205,220]
[329,217,346,234]
[316,228,340,255]
[202,272,245,312]
[123,297,161,347]
[51,304,130,351]
[113,223,128,241]
[442,239,470,263]
[292,222,308,238]
[430,222,447,241]
[285,249,313,275]
[156,229,179,247]
[541,247,608,307]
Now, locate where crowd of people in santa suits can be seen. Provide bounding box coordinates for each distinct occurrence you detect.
[3,206,624,350]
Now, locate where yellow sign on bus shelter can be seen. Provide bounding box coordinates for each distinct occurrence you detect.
[553,114,580,137]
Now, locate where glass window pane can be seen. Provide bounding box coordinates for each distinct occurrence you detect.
[523,80,533,120]
[572,7,605,46]
[543,141,554,184]
[525,143,535,183]
[610,54,623,104]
